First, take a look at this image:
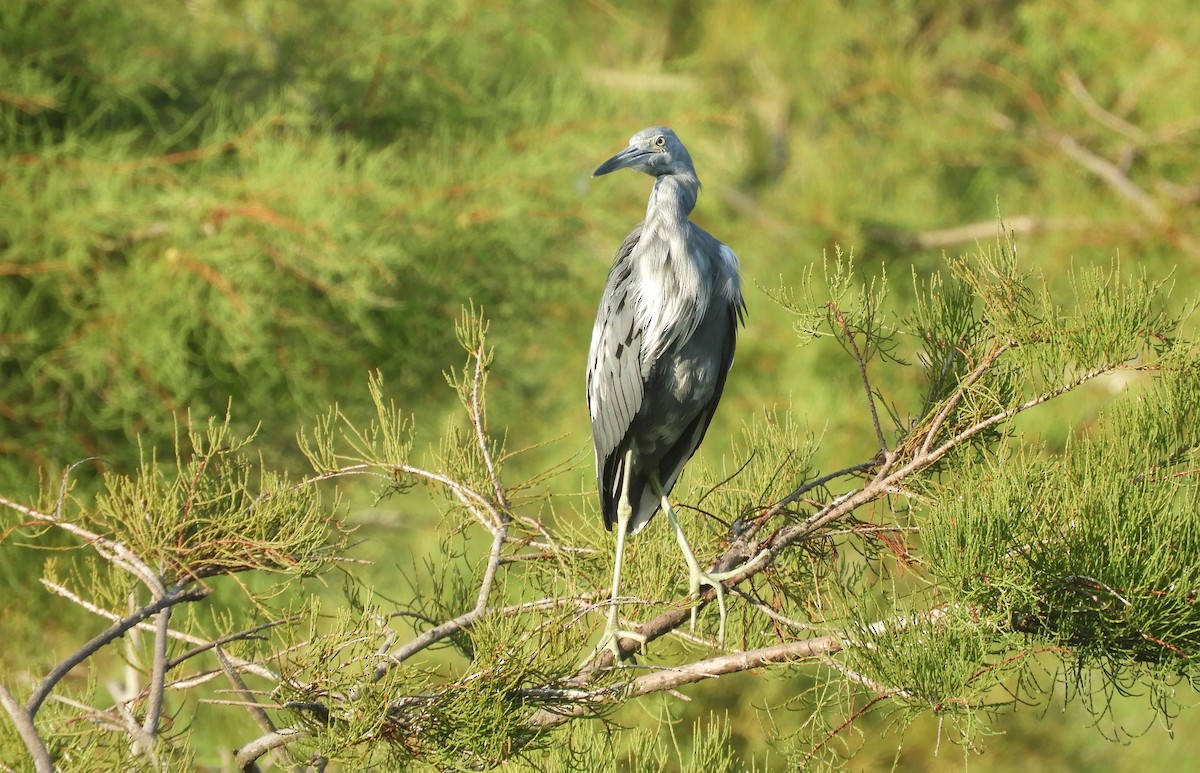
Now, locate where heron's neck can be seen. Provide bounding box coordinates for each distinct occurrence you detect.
[646,172,700,225]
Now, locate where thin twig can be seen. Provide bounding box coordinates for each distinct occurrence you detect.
[377,594,596,681]
[214,647,296,770]
[728,587,821,631]
[800,694,890,769]
[832,304,889,454]
[0,494,165,595]
[469,342,510,512]
[1062,71,1147,145]
[919,341,1011,457]
[163,620,286,671]
[742,460,876,543]
[819,655,917,700]
[395,464,505,535]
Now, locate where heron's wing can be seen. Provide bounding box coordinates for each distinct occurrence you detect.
[650,282,741,508]
[587,226,646,527]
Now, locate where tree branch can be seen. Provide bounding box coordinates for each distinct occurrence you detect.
[528,635,840,728]
[42,579,279,681]
[0,494,166,597]
[374,595,596,681]
[394,463,506,535]
[140,605,172,743]
[25,586,210,718]
[234,727,304,772]
[1062,71,1147,146]
[1056,133,1163,223]
[919,341,1011,457]
[573,350,1121,675]
[0,684,52,773]
[164,619,286,671]
[866,215,1089,251]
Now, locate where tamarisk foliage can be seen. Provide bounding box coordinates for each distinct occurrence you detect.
[3,241,1200,770]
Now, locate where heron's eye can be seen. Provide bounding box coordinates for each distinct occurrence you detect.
[654,135,666,148]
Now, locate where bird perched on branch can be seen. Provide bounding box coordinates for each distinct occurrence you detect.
[587,126,756,659]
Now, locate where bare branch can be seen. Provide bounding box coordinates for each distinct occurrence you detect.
[1056,134,1163,223]
[164,620,286,671]
[575,352,1120,674]
[628,637,840,694]
[1062,71,1147,145]
[919,341,1011,457]
[866,216,1089,251]
[141,606,172,742]
[0,684,52,773]
[729,587,821,632]
[42,579,279,681]
[800,693,890,769]
[0,494,166,596]
[529,635,845,729]
[26,586,210,718]
[469,341,510,512]
[376,594,597,682]
[395,464,505,534]
[214,647,297,770]
[741,460,876,544]
[772,362,1119,553]
[475,517,509,611]
[234,727,304,772]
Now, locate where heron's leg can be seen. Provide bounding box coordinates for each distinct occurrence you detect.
[593,449,646,664]
[652,476,771,646]
[658,489,726,641]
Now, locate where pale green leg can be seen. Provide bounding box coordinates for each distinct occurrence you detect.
[592,450,647,663]
[653,475,769,646]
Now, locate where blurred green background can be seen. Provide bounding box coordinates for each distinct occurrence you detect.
[3,0,1199,769]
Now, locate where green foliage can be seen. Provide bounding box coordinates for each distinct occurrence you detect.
[4,0,1200,770]
[923,366,1200,670]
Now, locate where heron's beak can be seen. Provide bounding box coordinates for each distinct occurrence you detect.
[593,145,651,177]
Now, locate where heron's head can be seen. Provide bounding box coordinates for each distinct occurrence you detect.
[593,126,696,179]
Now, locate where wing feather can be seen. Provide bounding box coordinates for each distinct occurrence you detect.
[587,226,646,527]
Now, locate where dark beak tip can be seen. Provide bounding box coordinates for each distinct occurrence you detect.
[593,146,642,178]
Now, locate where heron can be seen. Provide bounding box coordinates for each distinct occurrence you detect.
[587,126,756,659]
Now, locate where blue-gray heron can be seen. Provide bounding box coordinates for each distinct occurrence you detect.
[587,126,751,658]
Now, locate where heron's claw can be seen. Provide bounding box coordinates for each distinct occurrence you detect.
[682,549,769,644]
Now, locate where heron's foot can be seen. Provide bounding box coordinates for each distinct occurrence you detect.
[685,549,771,646]
[595,624,647,665]
[685,565,729,644]
[583,612,646,669]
